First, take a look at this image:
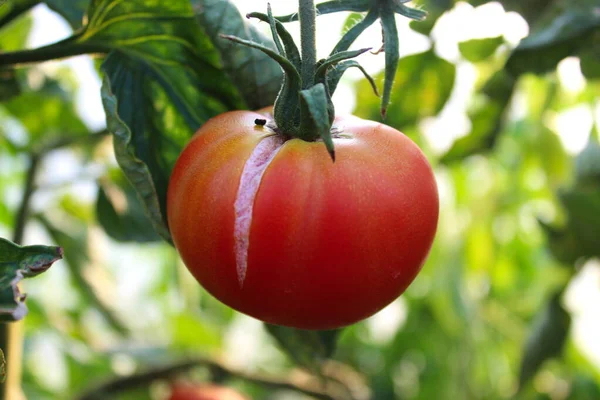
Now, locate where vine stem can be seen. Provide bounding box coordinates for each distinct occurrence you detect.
[0,36,108,66]
[299,0,317,89]
[0,154,41,400]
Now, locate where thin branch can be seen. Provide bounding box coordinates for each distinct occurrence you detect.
[0,36,108,67]
[75,357,359,400]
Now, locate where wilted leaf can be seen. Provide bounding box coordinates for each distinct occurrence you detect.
[442,70,515,162]
[265,324,342,373]
[193,0,282,109]
[0,237,62,322]
[518,291,570,389]
[93,0,245,242]
[96,169,161,243]
[458,36,504,63]
[355,50,455,130]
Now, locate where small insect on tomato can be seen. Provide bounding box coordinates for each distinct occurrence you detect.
[167,109,438,330]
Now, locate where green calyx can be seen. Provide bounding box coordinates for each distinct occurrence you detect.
[276,0,427,117]
[222,1,379,161]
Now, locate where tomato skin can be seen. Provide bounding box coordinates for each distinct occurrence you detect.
[168,384,248,400]
[167,110,438,330]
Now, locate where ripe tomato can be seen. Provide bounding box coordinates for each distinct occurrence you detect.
[168,383,248,400]
[167,110,438,330]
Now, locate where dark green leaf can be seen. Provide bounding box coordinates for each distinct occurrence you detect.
[506,8,600,76]
[0,68,20,102]
[458,36,504,62]
[579,46,600,80]
[37,215,129,336]
[194,0,282,109]
[355,50,456,129]
[44,0,88,29]
[0,12,32,102]
[575,137,600,183]
[100,73,171,242]
[409,0,452,35]
[519,292,570,389]
[0,0,37,30]
[92,0,245,241]
[0,237,62,322]
[96,169,161,243]
[442,70,515,163]
[265,324,342,373]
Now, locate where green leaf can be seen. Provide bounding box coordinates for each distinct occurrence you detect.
[0,68,20,102]
[265,324,342,373]
[3,76,88,148]
[0,0,37,30]
[90,0,245,241]
[579,46,600,80]
[506,8,600,76]
[44,0,88,29]
[409,0,452,35]
[100,73,171,243]
[575,138,600,183]
[194,0,282,109]
[0,237,62,322]
[96,169,161,243]
[458,36,504,62]
[442,70,515,163]
[0,12,32,102]
[37,215,129,336]
[518,292,570,390]
[354,50,456,130]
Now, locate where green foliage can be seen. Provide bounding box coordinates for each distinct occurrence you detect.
[97,0,246,242]
[519,292,571,390]
[96,169,161,243]
[265,325,341,373]
[355,50,456,131]
[0,238,62,321]
[44,0,89,29]
[193,0,282,110]
[506,1,600,76]
[459,36,504,63]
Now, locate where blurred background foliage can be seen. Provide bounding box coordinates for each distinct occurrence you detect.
[0,0,599,399]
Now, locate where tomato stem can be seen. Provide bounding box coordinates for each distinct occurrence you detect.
[299,0,317,90]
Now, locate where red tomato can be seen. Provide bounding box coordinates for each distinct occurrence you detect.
[168,384,248,400]
[167,110,438,330]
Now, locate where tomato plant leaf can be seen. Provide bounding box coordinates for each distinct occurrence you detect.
[0,11,32,102]
[355,50,456,131]
[44,0,89,29]
[518,291,570,390]
[579,46,600,80]
[37,215,129,336]
[100,74,171,242]
[441,70,515,163]
[0,0,36,29]
[96,168,162,243]
[91,0,245,241]
[0,237,62,322]
[265,324,342,373]
[195,0,283,109]
[409,0,452,36]
[506,5,600,76]
[458,36,504,63]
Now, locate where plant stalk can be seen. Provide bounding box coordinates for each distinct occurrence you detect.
[298,0,317,89]
[0,36,108,66]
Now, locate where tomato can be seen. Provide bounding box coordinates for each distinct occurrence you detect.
[167,109,438,330]
[168,384,248,400]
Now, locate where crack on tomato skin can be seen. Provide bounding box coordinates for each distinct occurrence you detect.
[233,134,286,287]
